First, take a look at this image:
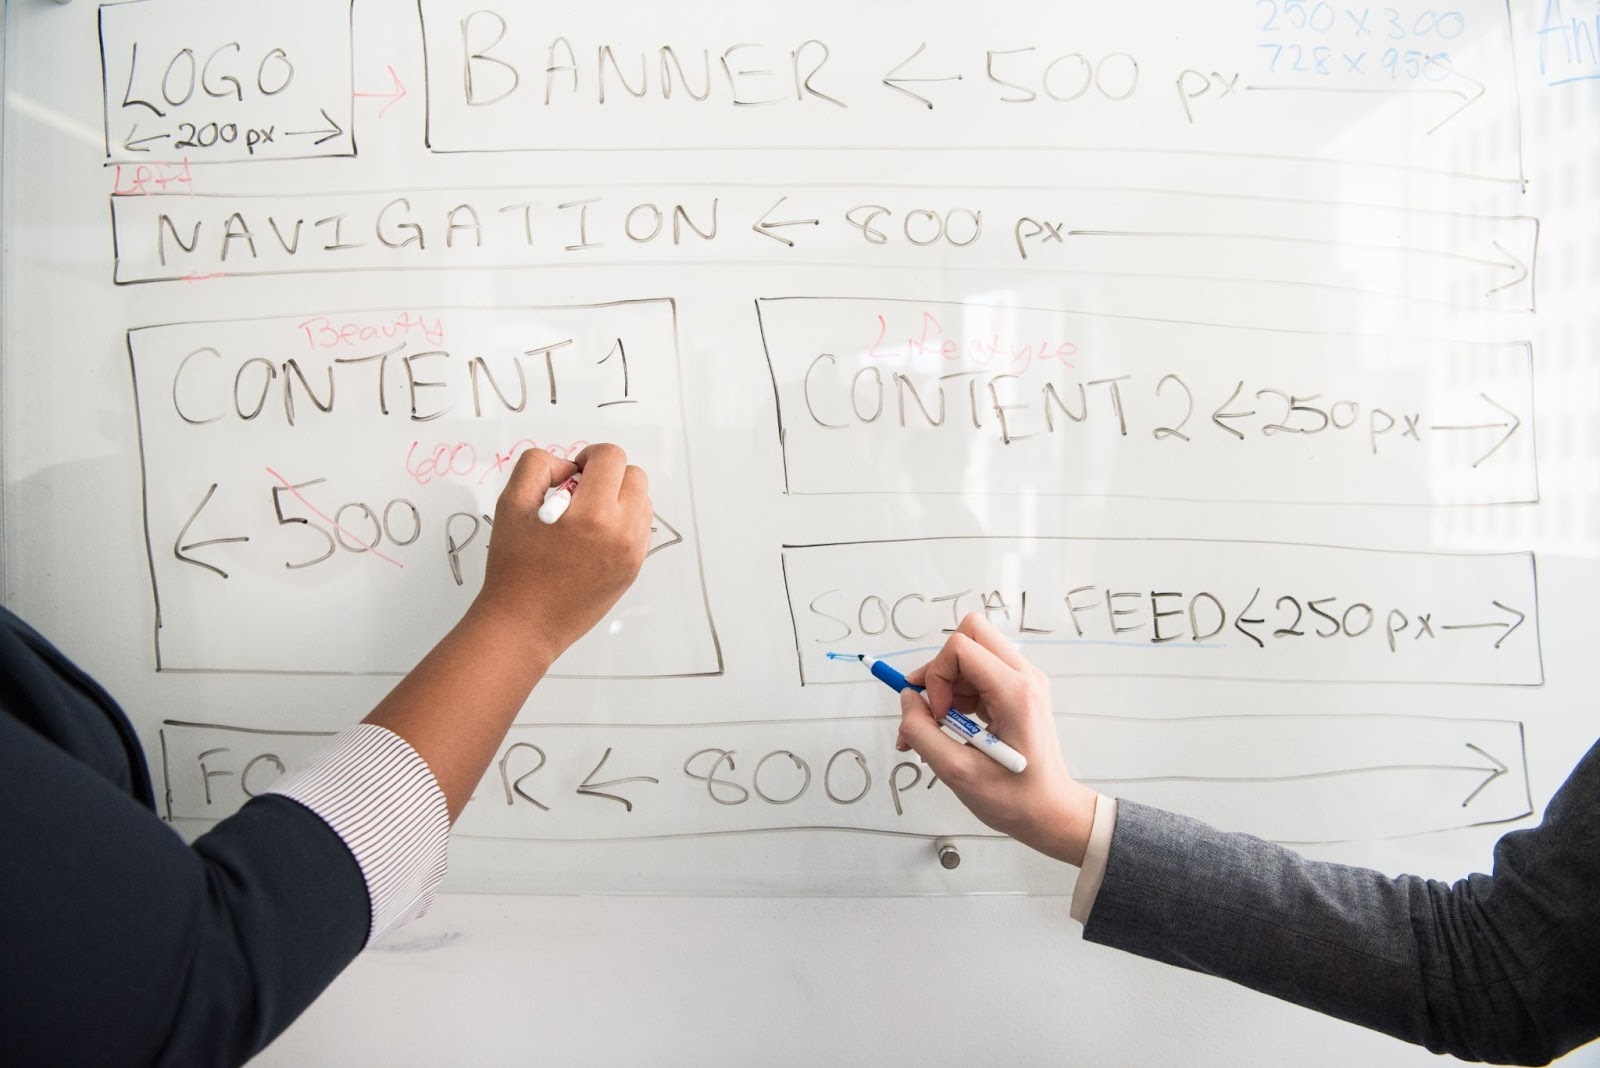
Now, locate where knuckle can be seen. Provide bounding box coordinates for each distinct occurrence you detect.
[523,446,556,471]
[505,449,543,488]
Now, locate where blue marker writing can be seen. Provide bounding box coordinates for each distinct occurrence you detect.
[834,653,1027,773]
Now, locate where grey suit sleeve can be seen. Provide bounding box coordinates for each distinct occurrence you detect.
[1082,741,1600,1066]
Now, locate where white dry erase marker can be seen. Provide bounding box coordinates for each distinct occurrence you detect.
[834,652,1028,773]
[537,474,581,524]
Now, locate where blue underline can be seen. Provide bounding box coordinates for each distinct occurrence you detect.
[1549,73,1600,86]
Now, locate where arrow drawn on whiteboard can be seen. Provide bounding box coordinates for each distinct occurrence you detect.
[122,123,172,153]
[353,65,408,118]
[1482,240,1530,296]
[647,513,684,559]
[1065,228,1525,276]
[1429,393,1522,468]
[1441,602,1527,649]
[1243,71,1486,134]
[1425,71,1488,135]
[284,108,345,146]
[175,483,249,580]
[882,43,963,109]
[752,196,820,247]
[1458,743,1510,807]
[1082,743,1510,809]
[576,748,659,812]
[1211,380,1254,441]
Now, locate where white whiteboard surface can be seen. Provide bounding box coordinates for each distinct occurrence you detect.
[4,0,1598,1063]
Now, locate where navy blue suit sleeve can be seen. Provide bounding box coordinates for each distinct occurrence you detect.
[1,709,369,1067]
[1083,741,1600,1065]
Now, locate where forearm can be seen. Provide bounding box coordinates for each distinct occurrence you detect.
[365,444,650,822]
[1082,800,1597,1064]
[364,601,553,822]
[1084,803,1436,1042]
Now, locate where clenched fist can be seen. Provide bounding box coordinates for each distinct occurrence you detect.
[470,443,653,669]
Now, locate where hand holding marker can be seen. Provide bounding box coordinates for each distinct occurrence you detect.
[537,474,581,523]
[833,652,1027,773]
[545,475,1023,773]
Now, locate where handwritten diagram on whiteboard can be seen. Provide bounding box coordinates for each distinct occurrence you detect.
[130,301,720,677]
[0,0,1570,896]
[416,0,1523,172]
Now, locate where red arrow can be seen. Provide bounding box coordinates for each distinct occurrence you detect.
[354,65,407,118]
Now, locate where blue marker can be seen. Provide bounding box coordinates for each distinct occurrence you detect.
[834,653,1027,773]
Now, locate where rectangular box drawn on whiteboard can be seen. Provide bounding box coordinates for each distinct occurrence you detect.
[415,0,1522,181]
[106,188,1537,317]
[99,0,356,164]
[759,297,1538,507]
[129,300,721,677]
[160,714,1530,863]
[783,538,1543,686]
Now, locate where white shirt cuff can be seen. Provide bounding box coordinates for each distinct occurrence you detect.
[1070,795,1118,925]
[266,723,450,946]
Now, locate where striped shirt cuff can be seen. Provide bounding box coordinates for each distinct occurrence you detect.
[266,724,450,946]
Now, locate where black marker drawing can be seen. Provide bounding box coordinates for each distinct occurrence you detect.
[758,296,1539,506]
[158,715,1534,852]
[99,0,356,164]
[781,536,1544,686]
[128,302,722,678]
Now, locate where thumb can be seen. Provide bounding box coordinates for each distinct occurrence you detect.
[897,689,980,784]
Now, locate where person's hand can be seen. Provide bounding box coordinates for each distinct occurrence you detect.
[470,444,652,668]
[895,613,1099,865]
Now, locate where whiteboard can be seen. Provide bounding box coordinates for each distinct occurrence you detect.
[4,0,1598,1062]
